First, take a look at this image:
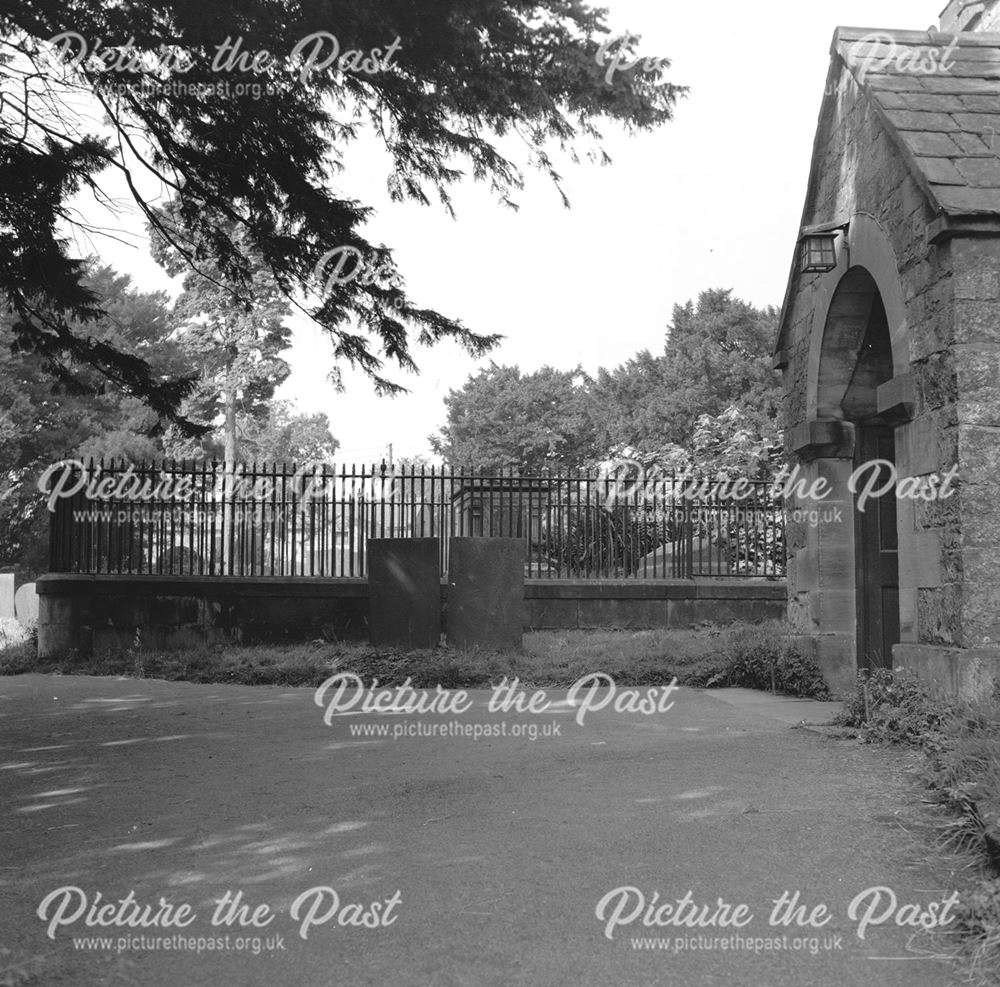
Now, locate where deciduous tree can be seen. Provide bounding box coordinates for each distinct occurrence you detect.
[593,289,782,476]
[431,364,600,471]
[239,401,339,464]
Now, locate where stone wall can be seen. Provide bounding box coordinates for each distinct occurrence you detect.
[36,574,787,658]
[524,580,785,630]
[36,575,371,656]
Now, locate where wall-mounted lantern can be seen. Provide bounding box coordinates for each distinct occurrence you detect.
[797,221,849,274]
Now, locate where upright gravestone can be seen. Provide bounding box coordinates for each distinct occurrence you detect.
[14,582,39,625]
[368,538,441,649]
[448,538,524,650]
[0,573,14,619]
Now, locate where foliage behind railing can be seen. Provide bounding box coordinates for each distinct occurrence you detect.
[45,459,786,579]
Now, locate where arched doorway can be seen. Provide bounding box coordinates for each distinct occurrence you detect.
[817,266,899,669]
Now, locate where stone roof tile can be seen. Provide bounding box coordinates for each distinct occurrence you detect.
[952,131,995,154]
[956,158,1000,184]
[868,74,995,95]
[901,131,962,155]
[834,27,1000,216]
[884,109,961,130]
[920,156,971,184]
[951,112,1000,131]
[898,92,976,111]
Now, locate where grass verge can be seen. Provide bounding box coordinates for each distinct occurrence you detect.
[0,622,830,696]
[837,668,1000,983]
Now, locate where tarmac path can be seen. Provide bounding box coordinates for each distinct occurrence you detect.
[0,674,968,986]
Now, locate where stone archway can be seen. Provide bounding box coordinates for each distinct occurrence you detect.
[806,214,911,420]
[814,266,900,669]
[817,267,892,421]
[790,214,914,685]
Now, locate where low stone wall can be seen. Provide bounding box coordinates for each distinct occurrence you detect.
[523,580,786,630]
[37,575,370,657]
[36,574,787,658]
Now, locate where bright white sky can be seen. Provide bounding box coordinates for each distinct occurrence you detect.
[81,0,933,462]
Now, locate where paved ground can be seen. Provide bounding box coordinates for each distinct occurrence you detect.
[0,674,969,986]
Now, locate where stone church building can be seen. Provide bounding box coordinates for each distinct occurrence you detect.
[777,0,1000,696]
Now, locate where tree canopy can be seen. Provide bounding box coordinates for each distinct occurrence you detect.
[593,289,781,456]
[1,1,685,425]
[239,401,339,464]
[0,256,342,575]
[0,263,182,575]
[431,363,599,470]
[150,208,293,462]
[592,289,782,474]
[433,290,783,476]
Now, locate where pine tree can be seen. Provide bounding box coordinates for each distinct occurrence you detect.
[1,1,685,421]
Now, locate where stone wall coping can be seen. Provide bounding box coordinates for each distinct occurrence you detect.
[36,574,369,598]
[524,580,785,600]
[37,573,786,602]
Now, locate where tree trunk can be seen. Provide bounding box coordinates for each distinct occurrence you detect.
[222,378,237,574]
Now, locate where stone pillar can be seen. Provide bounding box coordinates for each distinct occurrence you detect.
[37,580,90,659]
[791,458,859,693]
[786,422,859,694]
[893,239,1000,698]
[447,538,524,650]
[953,265,1000,651]
[894,409,958,649]
[959,422,1000,649]
[367,538,441,649]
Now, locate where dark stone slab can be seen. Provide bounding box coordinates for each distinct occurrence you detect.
[368,538,441,649]
[448,538,524,650]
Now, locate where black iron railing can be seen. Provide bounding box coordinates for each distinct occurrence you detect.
[45,459,786,579]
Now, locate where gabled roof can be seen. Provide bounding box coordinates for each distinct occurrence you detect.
[834,27,1000,218]
[775,27,1000,359]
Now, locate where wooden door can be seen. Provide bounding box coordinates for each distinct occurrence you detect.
[854,427,900,670]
